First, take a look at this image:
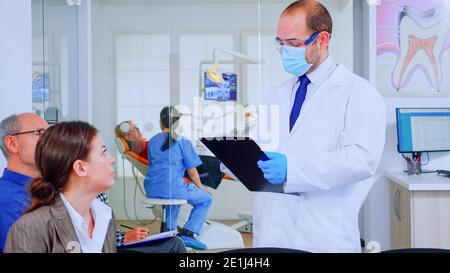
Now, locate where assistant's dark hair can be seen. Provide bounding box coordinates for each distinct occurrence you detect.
[27,121,98,213]
[160,106,180,151]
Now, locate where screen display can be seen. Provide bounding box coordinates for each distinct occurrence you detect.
[204,72,237,101]
[32,72,51,102]
[396,108,450,153]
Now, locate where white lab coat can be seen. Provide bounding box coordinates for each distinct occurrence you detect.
[251,61,386,252]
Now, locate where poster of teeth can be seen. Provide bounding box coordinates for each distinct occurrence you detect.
[377,0,450,97]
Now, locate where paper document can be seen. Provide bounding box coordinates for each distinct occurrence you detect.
[121,230,177,247]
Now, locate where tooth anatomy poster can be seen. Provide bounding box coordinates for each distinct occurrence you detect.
[377,0,450,97]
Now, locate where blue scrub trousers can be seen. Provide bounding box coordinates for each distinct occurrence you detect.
[165,183,212,235]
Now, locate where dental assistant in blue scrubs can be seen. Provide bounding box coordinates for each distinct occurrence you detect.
[144,106,212,250]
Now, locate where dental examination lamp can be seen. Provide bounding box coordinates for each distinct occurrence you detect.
[199,48,264,85]
[195,49,264,149]
[197,48,265,120]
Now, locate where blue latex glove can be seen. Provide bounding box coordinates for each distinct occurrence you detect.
[257,152,287,184]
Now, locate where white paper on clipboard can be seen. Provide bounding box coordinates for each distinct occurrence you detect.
[121,230,177,247]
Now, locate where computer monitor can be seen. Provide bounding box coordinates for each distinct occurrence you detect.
[396,108,450,153]
[32,72,51,102]
[204,72,237,101]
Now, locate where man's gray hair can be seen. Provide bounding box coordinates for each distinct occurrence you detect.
[0,114,21,159]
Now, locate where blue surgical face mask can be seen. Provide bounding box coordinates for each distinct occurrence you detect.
[280,45,318,77]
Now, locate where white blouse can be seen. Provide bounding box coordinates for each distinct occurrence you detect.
[60,193,112,253]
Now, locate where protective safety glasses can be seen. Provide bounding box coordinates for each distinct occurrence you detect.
[275,31,321,52]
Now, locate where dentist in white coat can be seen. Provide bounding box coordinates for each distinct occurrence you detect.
[252,0,386,252]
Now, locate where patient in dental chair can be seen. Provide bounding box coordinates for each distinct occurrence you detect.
[115,121,149,160]
[115,121,224,190]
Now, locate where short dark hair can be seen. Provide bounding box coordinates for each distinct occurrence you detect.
[282,0,333,35]
[160,106,180,151]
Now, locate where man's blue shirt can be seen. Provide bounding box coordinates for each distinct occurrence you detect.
[0,168,32,253]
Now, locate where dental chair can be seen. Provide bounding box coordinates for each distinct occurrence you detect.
[114,136,244,250]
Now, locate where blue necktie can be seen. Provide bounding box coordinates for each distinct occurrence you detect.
[290,75,311,132]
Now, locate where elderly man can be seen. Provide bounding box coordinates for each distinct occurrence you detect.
[0,113,48,252]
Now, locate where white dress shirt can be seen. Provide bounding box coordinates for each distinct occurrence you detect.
[289,55,336,110]
[60,193,112,253]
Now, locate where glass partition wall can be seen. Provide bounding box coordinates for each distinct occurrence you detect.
[32,0,80,124]
[90,0,353,222]
[92,0,277,221]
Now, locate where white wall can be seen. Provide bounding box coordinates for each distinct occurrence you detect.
[0,0,32,170]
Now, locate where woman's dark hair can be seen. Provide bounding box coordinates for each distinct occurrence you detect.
[27,121,98,213]
[160,106,180,151]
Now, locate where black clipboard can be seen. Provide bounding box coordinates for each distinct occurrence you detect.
[200,137,284,193]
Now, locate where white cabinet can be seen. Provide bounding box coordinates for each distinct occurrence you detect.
[390,182,411,249]
[387,171,450,249]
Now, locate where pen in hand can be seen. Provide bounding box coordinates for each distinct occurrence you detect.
[120,224,134,230]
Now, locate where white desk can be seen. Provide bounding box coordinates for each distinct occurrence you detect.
[385,170,450,191]
[385,170,450,250]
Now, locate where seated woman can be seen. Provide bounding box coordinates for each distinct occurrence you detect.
[4,121,116,253]
[144,106,212,250]
[115,121,148,160]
